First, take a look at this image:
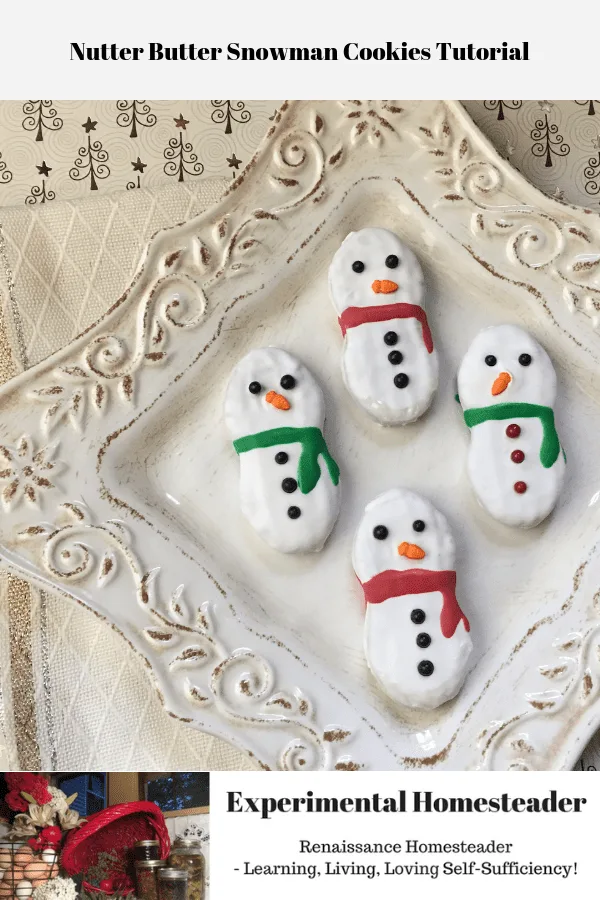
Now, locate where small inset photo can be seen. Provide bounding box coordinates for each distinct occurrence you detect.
[0,773,209,900]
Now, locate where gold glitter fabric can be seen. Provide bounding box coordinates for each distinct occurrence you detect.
[6,573,40,769]
[0,228,40,770]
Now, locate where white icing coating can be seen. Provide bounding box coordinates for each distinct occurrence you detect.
[329,227,438,425]
[457,324,565,528]
[353,488,472,710]
[225,347,341,553]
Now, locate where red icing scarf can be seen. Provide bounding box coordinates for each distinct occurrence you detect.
[338,302,434,353]
[360,568,470,639]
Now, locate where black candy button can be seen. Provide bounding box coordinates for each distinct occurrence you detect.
[411,609,426,625]
[248,381,262,394]
[275,452,288,464]
[388,350,403,365]
[412,519,425,532]
[394,373,409,388]
[385,254,399,269]
[519,353,532,366]
[418,660,434,677]
[280,374,296,390]
[485,355,497,367]
[352,260,365,273]
[282,478,297,493]
[287,506,301,519]
[384,331,398,346]
[416,633,431,649]
[373,525,388,540]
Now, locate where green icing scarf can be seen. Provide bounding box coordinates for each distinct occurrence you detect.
[233,426,340,494]
[463,401,560,469]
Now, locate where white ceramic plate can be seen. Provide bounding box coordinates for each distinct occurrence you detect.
[1,100,600,771]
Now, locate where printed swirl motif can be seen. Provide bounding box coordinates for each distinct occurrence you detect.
[18,501,359,771]
[419,103,600,309]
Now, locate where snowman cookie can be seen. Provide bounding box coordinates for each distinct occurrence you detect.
[329,227,438,425]
[353,488,472,710]
[225,347,341,553]
[458,324,565,528]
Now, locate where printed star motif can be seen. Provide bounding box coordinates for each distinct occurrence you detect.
[592,134,600,151]
[552,186,566,201]
[131,157,147,173]
[226,153,242,170]
[174,113,189,129]
[505,141,515,157]
[36,161,52,177]
[538,100,553,112]
[82,117,97,133]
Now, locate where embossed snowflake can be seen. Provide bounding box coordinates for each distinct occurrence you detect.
[0,435,59,511]
[339,100,404,146]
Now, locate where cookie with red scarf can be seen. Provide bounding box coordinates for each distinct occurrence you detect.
[329,227,438,425]
[353,488,472,709]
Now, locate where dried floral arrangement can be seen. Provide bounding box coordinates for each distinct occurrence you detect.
[5,773,85,848]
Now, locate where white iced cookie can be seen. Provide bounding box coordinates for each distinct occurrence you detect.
[457,324,565,528]
[329,227,438,425]
[225,347,341,553]
[353,488,472,710]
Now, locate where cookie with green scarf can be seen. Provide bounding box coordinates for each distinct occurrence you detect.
[226,347,341,553]
[458,324,565,528]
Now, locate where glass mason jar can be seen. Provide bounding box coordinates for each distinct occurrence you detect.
[135,859,167,900]
[157,868,188,900]
[134,840,161,862]
[168,839,205,900]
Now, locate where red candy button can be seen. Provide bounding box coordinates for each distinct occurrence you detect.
[514,481,527,494]
[511,449,525,463]
[506,424,521,438]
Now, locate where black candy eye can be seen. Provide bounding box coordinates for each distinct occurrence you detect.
[352,260,365,273]
[385,254,399,269]
[373,525,388,540]
[412,519,426,533]
[248,381,262,394]
[485,355,497,367]
[519,353,532,366]
[280,374,296,390]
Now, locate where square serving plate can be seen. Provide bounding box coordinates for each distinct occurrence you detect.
[1,100,600,771]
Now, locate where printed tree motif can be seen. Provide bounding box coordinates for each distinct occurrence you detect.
[127,157,147,190]
[26,161,55,204]
[530,114,570,168]
[575,100,599,116]
[22,101,63,142]
[584,136,600,196]
[0,151,13,184]
[69,119,110,191]
[163,117,204,182]
[483,100,522,121]
[210,100,251,134]
[116,100,157,138]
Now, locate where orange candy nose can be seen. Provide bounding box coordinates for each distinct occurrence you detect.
[491,371,512,396]
[372,279,398,294]
[265,390,290,411]
[398,541,426,560]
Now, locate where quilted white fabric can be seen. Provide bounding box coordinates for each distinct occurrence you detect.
[0,177,258,770]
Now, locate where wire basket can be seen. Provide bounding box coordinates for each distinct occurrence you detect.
[0,840,60,899]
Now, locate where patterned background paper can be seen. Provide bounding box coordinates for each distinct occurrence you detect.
[1,101,600,210]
